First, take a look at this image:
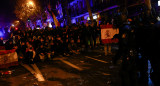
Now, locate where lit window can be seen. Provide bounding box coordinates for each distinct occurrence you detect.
[93,15,97,19]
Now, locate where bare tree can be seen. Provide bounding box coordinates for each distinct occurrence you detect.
[85,0,93,24]
[64,0,71,25]
[144,0,152,16]
[14,0,45,24]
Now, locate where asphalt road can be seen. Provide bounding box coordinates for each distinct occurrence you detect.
[0,46,124,86]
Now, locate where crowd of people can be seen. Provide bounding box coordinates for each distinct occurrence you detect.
[0,22,101,64]
[0,14,160,85]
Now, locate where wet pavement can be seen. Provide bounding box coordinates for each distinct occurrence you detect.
[0,45,151,86]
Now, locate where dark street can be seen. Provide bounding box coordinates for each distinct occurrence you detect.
[0,0,160,86]
[0,46,123,86]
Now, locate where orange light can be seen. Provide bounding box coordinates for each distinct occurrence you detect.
[128,19,132,22]
[28,1,34,6]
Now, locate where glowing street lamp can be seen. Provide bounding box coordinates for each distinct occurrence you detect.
[27,0,35,8]
[158,0,160,6]
[28,1,34,6]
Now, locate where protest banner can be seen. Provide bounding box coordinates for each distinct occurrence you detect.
[101,24,119,55]
[0,49,18,68]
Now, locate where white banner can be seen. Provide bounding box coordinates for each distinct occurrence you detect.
[101,28,119,40]
[0,52,18,65]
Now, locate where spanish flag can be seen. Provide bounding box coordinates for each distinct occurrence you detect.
[51,12,60,27]
[48,4,60,27]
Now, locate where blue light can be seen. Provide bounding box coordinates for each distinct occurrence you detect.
[71,19,76,24]
[0,31,3,37]
[47,19,51,22]
[70,0,82,6]
[61,22,64,27]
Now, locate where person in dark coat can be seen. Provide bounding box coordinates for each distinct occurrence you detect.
[36,44,48,61]
[148,19,160,86]
[113,20,138,86]
[24,42,35,64]
[0,37,3,46]
[84,23,93,50]
[5,39,14,50]
[91,22,98,48]
[17,41,27,62]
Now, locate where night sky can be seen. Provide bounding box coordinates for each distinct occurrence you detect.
[0,0,17,26]
[0,0,55,27]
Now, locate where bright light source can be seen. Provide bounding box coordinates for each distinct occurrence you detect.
[28,1,34,6]
[93,15,97,19]
[87,17,90,20]
[157,16,160,21]
[97,14,100,18]
[49,23,52,28]
[0,31,3,37]
[158,1,160,6]
[12,24,14,27]
[71,19,76,24]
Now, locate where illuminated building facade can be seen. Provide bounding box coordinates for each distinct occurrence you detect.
[38,0,159,27]
[64,0,146,24]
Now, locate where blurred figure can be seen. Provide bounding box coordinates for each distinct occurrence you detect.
[113,19,138,86]
[17,41,27,62]
[24,41,35,64]
[5,39,14,50]
[149,17,160,86]
[85,23,93,50]
[4,27,9,39]
[91,22,97,48]
[0,37,3,46]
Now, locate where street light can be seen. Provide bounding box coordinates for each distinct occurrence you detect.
[28,1,34,6]
[27,0,34,8]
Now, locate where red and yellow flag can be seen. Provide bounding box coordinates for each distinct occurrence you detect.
[48,3,60,27]
[51,12,60,27]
